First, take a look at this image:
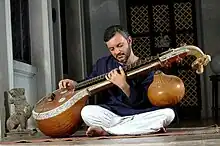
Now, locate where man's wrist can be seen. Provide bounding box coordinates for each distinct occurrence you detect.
[120,82,130,97]
[120,82,130,90]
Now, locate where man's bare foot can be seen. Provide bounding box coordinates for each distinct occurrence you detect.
[158,127,167,133]
[86,126,109,137]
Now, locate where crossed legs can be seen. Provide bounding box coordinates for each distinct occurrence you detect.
[81,105,175,137]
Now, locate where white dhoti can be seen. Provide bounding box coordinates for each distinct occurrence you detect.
[81,105,175,135]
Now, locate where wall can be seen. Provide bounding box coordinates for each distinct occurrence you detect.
[65,0,121,80]
[13,61,37,129]
[29,0,56,99]
[88,0,121,64]
[65,0,87,81]
[52,0,63,86]
[0,0,13,139]
[200,0,220,118]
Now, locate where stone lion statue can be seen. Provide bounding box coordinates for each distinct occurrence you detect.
[6,88,33,132]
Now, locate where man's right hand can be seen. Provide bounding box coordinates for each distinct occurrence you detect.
[58,79,77,90]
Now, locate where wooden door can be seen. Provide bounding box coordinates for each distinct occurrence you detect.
[126,0,201,120]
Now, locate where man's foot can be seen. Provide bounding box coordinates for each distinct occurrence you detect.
[86,126,109,137]
[158,127,167,133]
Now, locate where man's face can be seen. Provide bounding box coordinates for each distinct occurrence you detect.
[106,32,132,64]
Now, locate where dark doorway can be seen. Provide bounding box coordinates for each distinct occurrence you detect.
[59,0,68,76]
[126,0,201,120]
[10,0,31,64]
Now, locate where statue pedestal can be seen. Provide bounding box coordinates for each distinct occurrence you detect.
[6,129,32,136]
[209,75,220,123]
[4,129,38,140]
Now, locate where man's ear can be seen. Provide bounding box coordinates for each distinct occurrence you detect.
[127,36,132,45]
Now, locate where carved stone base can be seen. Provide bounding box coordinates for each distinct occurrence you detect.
[5,129,38,138]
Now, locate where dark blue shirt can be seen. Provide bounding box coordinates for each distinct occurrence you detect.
[87,55,159,116]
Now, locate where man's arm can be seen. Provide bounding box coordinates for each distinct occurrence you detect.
[85,57,109,80]
[58,62,98,90]
[119,82,130,97]
[85,64,98,80]
[105,66,129,95]
[106,66,154,99]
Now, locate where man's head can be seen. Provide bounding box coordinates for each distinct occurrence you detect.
[104,25,132,64]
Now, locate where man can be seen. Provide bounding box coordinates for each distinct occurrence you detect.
[58,25,175,137]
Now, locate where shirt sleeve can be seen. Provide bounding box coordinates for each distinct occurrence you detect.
[123,71,154,107]
[85,64,98,80]
[85,57,107,80]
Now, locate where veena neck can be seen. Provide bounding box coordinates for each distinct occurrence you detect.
[74,55,159,91]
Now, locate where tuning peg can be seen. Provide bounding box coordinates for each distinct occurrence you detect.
[176,56,183,64]
[165,62,172,68]
[180,43,187,47]
[162,60,172,68]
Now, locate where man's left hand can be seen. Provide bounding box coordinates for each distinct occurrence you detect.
[105,66,131,97]
[105,66,128,89]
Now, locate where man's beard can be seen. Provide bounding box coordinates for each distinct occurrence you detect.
[116,47,131,64]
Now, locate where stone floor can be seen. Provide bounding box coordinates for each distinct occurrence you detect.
[1,132,220,145]
[1,119,220,146]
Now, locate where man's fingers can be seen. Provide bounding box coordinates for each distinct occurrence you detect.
[59,80,68,89]
[108,70,114,78]
[112,69,117,73]
[58,82,62,89]
[108,72,112,77]
[59,81,65,89]
[112,69,119,76]
[63,81,66,88]
[58,79,76,90]
[65,81,72,88]
[105,68,121,81]
[119,66,125,76]
[105,74,110,81]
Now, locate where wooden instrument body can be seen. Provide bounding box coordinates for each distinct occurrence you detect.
[148,71,185,107]
[33,88,89,137]
[32,45,211,137]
